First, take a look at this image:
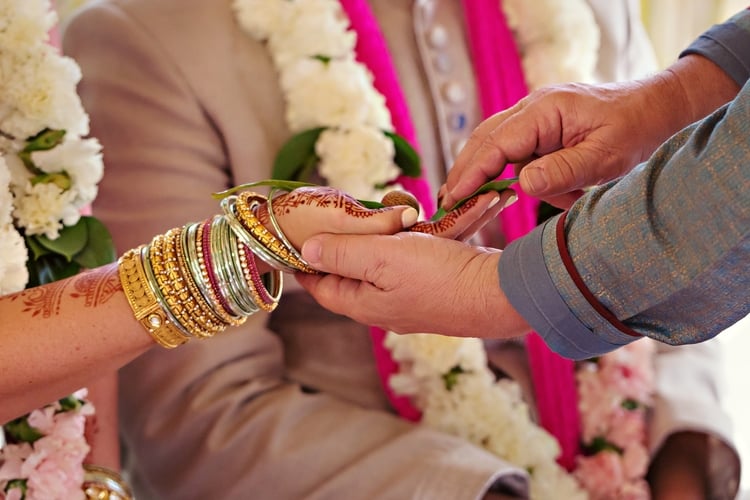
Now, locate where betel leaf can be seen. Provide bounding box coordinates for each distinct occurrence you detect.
[33,218,88,262]
[213,179,317,200]
[73,216,116,269]
[384,131,421,177]
[429,178,518,221]
[25,234,51,260]
[271,127,325,182]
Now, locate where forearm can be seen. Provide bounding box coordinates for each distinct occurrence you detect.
[0,264,153,422]
[501,82,750,357]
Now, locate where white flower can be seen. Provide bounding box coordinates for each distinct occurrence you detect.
[0,45,88,140]
[268,0,356,68]
[0,224,28,295]
[233,0,291,41]
[315,126,399,199]
[0,0,57,49]
[12,181,78,239]
[31,137,104,207]
[281,58,392,132]
[502,0,599,89]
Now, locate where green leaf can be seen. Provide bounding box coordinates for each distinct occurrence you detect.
[358,199,386,209]
[59,395,84,412]
[312,54,332,64]
[272,127,325,182]
[30,171,72,190]
[582,436,623,456]
[621,398,640,411]
[442,365,466,391]
[73,216,116,268]
[430,178,519,221]
[34,219,88,262]
[4,416,44,443]
[23,128,66,152]
[4,479,27,498]
[25,235,51,260]
[213,179,317,200]
[384,131,421,177]
[26,253,81,287]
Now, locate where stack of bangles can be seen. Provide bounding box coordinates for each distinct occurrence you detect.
[118,191,317,349]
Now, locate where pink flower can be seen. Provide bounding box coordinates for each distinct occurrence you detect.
[621,443,649,481]
[0,442,32,481]
[607,408,646,450]
[617,479,651,499]
[575,450,624,499]
[3,487,25,500]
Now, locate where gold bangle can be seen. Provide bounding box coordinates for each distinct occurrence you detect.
[174,226,236,329]
[83,464,134,500]
[119,247,190,349]
[149,229,225,339]
[235,192,319,274]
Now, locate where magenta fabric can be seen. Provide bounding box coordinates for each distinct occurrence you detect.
[462,0,580,470]
[339,0,431,422]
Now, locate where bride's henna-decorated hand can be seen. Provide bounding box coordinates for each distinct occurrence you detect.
[255,186,418,250]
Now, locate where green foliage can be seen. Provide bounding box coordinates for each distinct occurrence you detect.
[383,131,421,177]
[442,365,467,391]
[24,216,116,287]
[4,416,43,444]
[582,436,623,456]
[430,178,518,221]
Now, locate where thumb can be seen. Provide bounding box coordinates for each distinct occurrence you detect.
[519,143,612,197]
[301,233,390,280]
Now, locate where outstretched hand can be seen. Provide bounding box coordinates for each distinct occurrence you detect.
[265,185,515,250]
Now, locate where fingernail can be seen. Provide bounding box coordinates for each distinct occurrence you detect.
[503,192,518,208]
[523,167,548,193]
[401,207,418,227]
[301,239,322,265]
[487,194,501,209]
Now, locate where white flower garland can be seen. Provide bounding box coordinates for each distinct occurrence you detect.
[236,0,591,498]
[0,1,103,498]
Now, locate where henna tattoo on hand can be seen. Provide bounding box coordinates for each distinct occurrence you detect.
[9,263,122,317]
[409,195,479,235]
[272,187,379,219]
[70,264,122,307]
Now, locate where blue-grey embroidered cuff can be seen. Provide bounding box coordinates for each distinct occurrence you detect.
[498,218,634,360]
[681,23,750,86]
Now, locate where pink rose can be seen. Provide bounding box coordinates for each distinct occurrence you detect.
[0,442,32,481]
[621,443,649,480]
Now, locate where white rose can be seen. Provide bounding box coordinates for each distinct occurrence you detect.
[281,58,391,131]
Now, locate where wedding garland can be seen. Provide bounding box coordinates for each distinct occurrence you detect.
[235,1,654,499]
[0,1,113,498]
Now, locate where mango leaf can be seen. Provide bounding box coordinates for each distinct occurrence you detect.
[272,127,325,181]
[73,216,116,269]
[430,178,518,222]
[34,218,88,262]
[213,179,316,199]
[384,131,421,177]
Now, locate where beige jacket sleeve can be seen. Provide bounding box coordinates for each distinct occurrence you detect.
[63,2,527,499]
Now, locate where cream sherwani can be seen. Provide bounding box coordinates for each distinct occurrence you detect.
[63,0,738,498]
